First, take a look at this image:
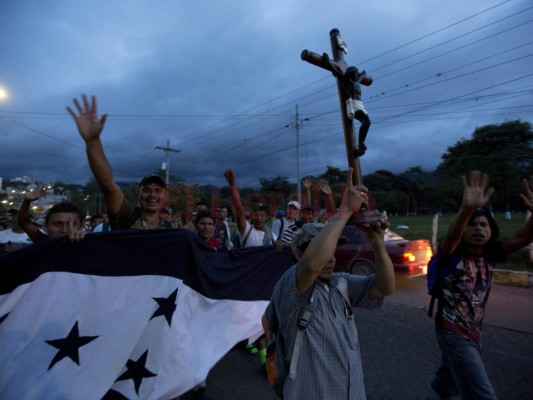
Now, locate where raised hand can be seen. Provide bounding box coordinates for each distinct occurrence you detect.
[302,176,312,189]
[68,215,86,242]
[358,217,389,246]
[66,94,108,142]
[224,169,236,186]
[24,186,47,202]
[461,170,494,210]
[340,168,368,216]
[519,177,533,212]
[318,179,332,195]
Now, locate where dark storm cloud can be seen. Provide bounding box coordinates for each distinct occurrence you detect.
[1,0,532,189]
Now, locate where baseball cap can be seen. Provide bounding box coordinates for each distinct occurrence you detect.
[287,200,301,211]
[301,204,314,212]
[139,175,166,188]
[291,222,348,253]
[291,222,324,253]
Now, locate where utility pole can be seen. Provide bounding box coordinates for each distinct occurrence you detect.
[294,104,309,204]
[155,140,181,186]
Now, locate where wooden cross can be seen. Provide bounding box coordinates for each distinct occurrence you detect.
[301,28,372,186]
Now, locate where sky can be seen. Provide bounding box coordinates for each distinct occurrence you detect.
[0,0,532,189]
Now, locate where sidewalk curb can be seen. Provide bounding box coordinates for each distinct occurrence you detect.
[493,269,533,288]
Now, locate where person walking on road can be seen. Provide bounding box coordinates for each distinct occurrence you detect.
[427,171,533,400]
[269,168,395,400]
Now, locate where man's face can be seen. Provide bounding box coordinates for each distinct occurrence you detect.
[286,205,299,221]
[299,209,314,224]
[46,212,82,238]
[217,208,228,221]
[138,183,167,214]
[463,215,492,248]
[251,211,266,230]
[197,217,215,241]
[293,241,336,282]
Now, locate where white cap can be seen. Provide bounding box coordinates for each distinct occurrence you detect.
[287,200,301,211]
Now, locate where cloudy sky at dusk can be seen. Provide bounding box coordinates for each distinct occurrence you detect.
[1,0,532,188]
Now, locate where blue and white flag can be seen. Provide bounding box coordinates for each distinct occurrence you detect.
[0,229,294,399]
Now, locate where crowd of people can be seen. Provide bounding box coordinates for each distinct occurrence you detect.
[1,94,532,400]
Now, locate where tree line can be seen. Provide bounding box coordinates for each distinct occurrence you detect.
[3,120,531,218]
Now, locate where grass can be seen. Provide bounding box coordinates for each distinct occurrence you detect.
[387,213,533,272]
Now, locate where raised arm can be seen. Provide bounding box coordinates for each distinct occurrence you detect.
[18,187,48,242]
[224,169,246,236]
[302,176,312,206]
[502,177,533,255]
[317,179,335,223]
[440,171,494,255]
[296,169,367,294]
[66,95,123,215]
[357,217,395,299]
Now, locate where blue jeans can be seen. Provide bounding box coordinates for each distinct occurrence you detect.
[428,329,497,400]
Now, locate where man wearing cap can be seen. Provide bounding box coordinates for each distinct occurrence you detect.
[269,168,395,400]
[67,95,170,230]
[224,169,282,250]
[426,171,533,400]
[272,200,300,247]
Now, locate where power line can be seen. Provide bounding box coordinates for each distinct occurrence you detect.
[369,6,533,73]
[357,0,511,64]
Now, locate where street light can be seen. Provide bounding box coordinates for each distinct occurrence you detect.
[0,86,8,101]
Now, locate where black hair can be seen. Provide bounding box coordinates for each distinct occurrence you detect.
[90,213,103,224]
[194,210,214,226]
[45,202,83,225]
[467,207,499,241]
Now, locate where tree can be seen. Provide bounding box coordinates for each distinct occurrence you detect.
[363,170,401,212]
[398,167,434,215]
[436,120,533,212]
[258,176,292,197]
[318,165,347,185]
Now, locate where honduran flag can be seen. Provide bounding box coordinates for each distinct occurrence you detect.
[0,229,295,399]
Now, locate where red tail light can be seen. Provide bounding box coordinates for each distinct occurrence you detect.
[404,252,416,262]
[403,241,433,265]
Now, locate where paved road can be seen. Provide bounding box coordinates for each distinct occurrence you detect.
[191,276,533,400]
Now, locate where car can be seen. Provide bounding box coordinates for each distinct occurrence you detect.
[334,225,433,276]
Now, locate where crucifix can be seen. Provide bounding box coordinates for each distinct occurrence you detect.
[301,28,372,186]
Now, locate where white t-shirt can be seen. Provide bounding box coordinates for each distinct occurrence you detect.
[0,229,33,248]
[238,221,265,248]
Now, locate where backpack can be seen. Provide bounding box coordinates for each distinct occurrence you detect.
[427,251,461,317]
[262,277,350,399]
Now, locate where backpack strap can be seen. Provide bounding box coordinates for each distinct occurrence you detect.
[276,218,285,239]
[288,288,317,379]
[240,224,253,248]
[427,252,445,318]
